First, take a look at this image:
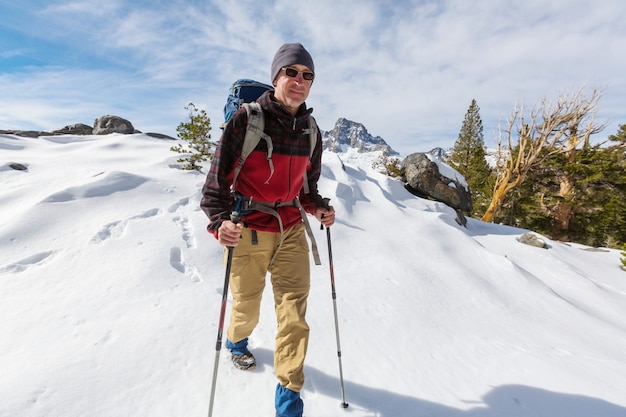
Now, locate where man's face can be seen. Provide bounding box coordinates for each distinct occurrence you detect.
[273,64,313,115]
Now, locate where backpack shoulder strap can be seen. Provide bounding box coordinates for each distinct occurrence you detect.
[301,115,319,194]
[232,103,274,189]
[306,115,318,160]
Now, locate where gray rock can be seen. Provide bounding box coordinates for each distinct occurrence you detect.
[146,132,176,140]
[518,232,548,249]
[14,130,46,138]
[93,115,135,135]
[52,123,93,135]
[9,163,28,171]
[401,152,472,215]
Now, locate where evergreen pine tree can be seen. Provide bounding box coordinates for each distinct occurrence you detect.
[564,145,626,247]
[499,143,626,248]
[447,99,494,218]
[170,103,213,172]
[608,123,626,145]
[496,146,557,231]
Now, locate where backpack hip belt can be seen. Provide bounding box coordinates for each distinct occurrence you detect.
[233,193,321,267]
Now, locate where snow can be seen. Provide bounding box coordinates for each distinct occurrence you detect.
[1,133,626,417]
[425,153,468,189]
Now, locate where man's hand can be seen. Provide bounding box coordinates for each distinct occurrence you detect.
[218,220,243,247]
[315,205,335,228]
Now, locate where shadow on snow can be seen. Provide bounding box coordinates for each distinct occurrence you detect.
[304,365,625,417]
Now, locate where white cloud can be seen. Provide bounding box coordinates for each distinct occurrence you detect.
[41,0,122,15]
[0,68,188,134]
[0,49,26,59]
[2,0,626,153]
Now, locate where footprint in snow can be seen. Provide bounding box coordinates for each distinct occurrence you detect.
[90,208,161,243]
[169,247,203,283]
[131,208,160,219]
[91,220,126,243]
[169,247,185,273]
[0,250,56,273]
[173,215,196,249]
[168,197,191,213]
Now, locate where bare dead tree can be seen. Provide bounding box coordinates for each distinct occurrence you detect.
[481,87,605,223]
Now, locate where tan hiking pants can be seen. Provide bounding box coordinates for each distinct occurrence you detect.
[226,222,311,392]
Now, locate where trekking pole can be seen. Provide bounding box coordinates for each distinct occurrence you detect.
[208,211,241,417]
[321,199,349,409]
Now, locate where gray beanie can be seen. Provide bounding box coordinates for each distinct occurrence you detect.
[270,43,315,83]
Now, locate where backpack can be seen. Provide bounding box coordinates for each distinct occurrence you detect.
[222,78,274,127]
[221,78,322,265]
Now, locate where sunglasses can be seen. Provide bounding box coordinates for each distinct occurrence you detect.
[282,67,315,81]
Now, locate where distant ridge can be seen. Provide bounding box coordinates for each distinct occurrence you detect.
[322,118,398,155]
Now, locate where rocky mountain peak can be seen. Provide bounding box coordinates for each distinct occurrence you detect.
[322,118,398,155]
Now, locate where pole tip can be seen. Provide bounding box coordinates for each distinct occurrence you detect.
[340,402,349,409]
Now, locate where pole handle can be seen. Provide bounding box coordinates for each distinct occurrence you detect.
[320,198,331,230]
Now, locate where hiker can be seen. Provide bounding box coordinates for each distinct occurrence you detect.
[200,42,335,417]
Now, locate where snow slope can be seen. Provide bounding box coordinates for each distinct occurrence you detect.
[1,133,626,417]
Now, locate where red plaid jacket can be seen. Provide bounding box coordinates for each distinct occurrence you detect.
[200,91,324,237]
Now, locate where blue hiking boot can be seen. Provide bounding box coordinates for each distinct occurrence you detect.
[275,384,303,417]
[225,338,256,370]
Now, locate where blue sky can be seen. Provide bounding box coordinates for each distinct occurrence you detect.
[1,0,625,155]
